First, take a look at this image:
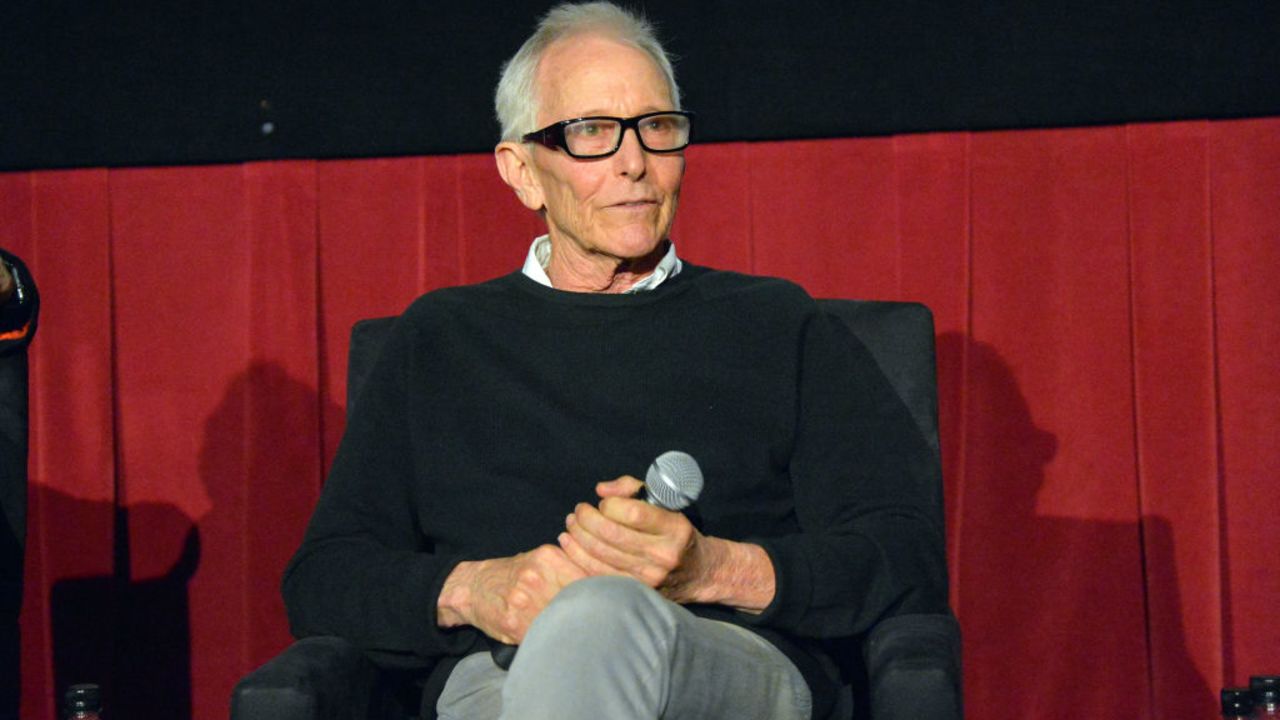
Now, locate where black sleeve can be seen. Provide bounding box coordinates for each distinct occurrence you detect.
[0,249,38,355]
[281,313,483,666]
[745,310,950,638]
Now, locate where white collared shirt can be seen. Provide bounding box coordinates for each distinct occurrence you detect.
[520,234,683,293]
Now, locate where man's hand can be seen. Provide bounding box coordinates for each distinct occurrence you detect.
[559,477,776,613]
[437,545,586,644]
[558,476,702,598]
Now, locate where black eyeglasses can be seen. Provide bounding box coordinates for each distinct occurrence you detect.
[521,111,694,159]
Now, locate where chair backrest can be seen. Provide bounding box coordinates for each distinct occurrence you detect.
[817,300,938,452]
[817,300,943,530]
[347,316,396,412]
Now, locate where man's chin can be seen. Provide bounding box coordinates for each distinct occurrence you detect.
[609,238,667,265]
[601,225,670,256]
[549,225,669,265]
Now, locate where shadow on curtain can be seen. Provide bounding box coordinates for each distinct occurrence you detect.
[43,360,338,716]
[939,333,1211,716]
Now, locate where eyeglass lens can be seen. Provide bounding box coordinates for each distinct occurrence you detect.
[564,114,690,157]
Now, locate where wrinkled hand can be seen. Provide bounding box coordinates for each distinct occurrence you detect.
[558,476,717,604]
[437,545,586,644]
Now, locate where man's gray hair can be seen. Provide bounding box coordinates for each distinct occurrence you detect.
[494,2,682,142]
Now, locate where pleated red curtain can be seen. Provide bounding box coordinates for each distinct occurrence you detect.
[3,117,1277,719]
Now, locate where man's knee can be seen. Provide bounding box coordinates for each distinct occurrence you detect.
[501,579,686,718]
[524,576,678,652]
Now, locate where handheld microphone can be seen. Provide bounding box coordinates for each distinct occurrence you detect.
[642,450,704,511]
[490,451,704,669]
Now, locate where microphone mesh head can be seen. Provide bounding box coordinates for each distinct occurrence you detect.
[645,451,704,510]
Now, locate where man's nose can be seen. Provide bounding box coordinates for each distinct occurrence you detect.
[613,126,647,178]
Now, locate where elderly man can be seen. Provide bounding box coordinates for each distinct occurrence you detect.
[283,4,947,720]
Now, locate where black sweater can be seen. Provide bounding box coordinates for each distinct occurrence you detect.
[283,264,948,719]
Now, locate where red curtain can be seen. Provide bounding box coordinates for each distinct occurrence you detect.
[3,117,1277,719]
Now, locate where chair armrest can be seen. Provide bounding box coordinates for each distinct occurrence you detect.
[231,636,378,720]
[864,613,963,720]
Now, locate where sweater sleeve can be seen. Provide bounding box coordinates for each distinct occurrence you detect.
[744,310,950,638]
[282,313,482,665]
[0,249,38,354]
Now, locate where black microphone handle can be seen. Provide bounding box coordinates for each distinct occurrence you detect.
[491,641,518,669]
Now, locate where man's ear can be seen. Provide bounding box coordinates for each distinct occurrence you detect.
[495,141,545,212]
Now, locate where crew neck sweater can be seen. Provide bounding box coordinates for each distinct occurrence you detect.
[284,264,947,720]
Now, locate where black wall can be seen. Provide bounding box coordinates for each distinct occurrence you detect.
[3,1,1278,171]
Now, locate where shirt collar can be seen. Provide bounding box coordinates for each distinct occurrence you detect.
[520,235,683,293]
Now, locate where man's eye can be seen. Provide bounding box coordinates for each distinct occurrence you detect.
[571,122,610,136]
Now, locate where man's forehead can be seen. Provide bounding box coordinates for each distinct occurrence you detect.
[535,33,669,106]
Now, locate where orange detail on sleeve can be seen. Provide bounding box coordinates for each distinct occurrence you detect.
[0,319,32,342]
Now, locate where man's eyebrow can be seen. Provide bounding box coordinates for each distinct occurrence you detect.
[569,105,669,118]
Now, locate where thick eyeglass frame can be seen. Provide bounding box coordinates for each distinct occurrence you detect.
[521,110,695,159]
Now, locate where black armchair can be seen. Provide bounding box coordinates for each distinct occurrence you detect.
[232,299,962,720]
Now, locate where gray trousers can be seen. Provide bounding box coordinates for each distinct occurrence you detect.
[437,576,812,720]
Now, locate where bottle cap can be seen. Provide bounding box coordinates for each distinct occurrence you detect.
[65,683,102,713]
[1253,676,1280,704]
[1223,687,1254,715]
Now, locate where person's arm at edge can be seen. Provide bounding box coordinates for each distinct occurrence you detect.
[0,249,38,351]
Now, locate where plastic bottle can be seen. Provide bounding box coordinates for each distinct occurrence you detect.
[63,684,102,720]
[1253,676,1280,717]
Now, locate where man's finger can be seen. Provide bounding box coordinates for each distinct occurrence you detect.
[598,495,669,531]
[572,502,656,552]
[566,508,650,570]
[558,531,626,577]
[595,475,644,499]
[522,545,587,598]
